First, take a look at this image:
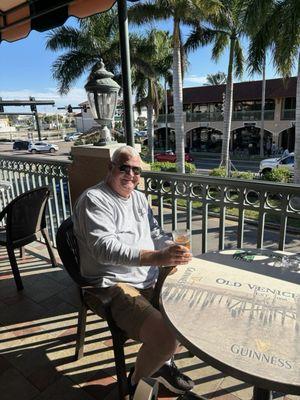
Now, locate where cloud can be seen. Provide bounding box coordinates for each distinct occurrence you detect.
[0,87,87,113]
[183,75,207,86]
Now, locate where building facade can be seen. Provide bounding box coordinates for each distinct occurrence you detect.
[155,77,296,155]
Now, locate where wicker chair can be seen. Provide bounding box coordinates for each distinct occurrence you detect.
[0,187,57,290]
[56,216,172,400]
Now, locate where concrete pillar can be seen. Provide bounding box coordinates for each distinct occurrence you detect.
[68,143,143,206]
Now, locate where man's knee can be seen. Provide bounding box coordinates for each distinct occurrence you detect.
[139,311,178,357]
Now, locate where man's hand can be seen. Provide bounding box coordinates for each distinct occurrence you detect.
[140,244,192,267]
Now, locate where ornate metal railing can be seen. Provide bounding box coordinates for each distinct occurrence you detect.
[0,155,72,245]
[141,171,300,253]
[0,155,299,253]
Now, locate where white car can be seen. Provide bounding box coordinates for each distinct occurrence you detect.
[28,141,59,154]
[259,152,294,176]
[64,132,82,142]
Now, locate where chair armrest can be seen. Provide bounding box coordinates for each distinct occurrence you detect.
[151,266,175,310]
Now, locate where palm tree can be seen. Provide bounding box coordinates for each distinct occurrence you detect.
[129,0,220,173]
[186,0,251,176]
[132,30,173,162]
[204,72,227,85]
[46,10,121,94]
[247,0,300,183]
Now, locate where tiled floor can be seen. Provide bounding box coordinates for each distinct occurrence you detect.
[0,243,298,400]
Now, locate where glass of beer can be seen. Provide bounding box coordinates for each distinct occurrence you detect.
[172,229,191,251]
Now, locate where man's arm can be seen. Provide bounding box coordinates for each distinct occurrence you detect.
[140,245,191,267]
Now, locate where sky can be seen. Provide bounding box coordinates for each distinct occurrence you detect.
[0,14,297,114]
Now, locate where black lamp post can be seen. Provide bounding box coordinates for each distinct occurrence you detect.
[85,60,120,145]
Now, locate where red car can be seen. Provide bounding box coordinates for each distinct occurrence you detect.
[154,150,194,163]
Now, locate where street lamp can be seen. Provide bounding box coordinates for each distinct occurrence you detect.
[85,60,120,145]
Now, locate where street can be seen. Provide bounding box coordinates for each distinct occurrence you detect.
[193,156,260,174]
[0,141,261,174]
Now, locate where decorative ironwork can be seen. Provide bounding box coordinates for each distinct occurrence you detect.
[141,171,300,252]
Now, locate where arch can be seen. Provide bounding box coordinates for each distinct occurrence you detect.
[231,126,273,156]
[278,126,295,152]
[185,126,223,153]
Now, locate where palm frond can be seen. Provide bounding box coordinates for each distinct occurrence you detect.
[211,33,228,61]
[46,26,82,51]
[185,25,219,52]
[52,51,99,94]
[234,39,244,78]
[129,2,172,25]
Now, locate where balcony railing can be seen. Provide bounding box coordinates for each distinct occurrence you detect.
[156,114,175,123]
[0,155,299,253]
[232,110,274,121]
[0,155,71,246]
[159,110,275,124]
[281,109,296,120]
[186,112,223,122]
[141,171,300,253]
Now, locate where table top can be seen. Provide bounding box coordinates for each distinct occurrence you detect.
[160,249,300,394]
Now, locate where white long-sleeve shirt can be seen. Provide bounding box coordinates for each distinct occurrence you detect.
[73,181,171,288]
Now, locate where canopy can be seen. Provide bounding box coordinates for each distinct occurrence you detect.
[0,0,116,42]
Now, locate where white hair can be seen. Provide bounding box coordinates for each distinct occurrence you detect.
[111,145,140,164]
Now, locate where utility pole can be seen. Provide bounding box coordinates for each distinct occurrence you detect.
[0,98,55,142]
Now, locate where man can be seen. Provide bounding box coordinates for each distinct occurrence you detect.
[73,145,194,397]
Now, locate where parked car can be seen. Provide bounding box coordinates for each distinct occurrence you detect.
[64,132,82,142]
[154,150,194,163]
[136,130,147,137]
[28,141,59,154]
[13,140,31,150]
[259,152,294,176]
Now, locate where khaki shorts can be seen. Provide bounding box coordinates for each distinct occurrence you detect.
[86,283,158,341]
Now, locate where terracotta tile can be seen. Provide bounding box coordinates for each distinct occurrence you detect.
[81,371,117,400]
[27,365,61,391]
[31,376,95,400]
[0,354,12,374]
[0,368,39,400]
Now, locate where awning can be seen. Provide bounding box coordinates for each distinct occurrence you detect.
[0,0,116,42]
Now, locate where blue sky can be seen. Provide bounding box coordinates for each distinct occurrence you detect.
[0,15,296,114]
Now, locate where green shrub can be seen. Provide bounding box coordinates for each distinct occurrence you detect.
[151,161,196,174]
[209,166,227,177]
[231,171,254,180]
[262,166,292,183]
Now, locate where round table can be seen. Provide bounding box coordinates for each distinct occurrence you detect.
[160,249,300,400]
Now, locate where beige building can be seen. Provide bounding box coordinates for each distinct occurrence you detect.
[155,77,296,155]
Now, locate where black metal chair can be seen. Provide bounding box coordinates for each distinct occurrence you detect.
[0,186,57,290]
[56,216,172,400]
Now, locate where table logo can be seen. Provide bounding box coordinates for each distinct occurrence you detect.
[230,344,292,369]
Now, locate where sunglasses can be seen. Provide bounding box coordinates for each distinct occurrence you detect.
[118,164,142,175]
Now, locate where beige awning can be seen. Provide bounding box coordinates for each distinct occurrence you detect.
[0,0,116,42]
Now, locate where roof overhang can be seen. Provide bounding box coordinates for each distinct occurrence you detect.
[0,0,116,42]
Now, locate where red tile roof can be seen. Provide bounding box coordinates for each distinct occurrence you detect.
[167,77,297,105]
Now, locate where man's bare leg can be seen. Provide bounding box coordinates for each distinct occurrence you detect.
[131,309,178,384]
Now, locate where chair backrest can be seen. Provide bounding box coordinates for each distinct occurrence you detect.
[5,187,49,244]
[56,217,101,287]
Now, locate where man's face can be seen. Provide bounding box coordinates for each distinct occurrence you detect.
[107,155,142,198]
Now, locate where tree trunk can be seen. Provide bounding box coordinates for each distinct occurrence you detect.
[221,36,235,176]
[260,55,266,157]
[173,19,185,173]
[147,101,154,163]
[294,50,300,184]
[165,78,169,151]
